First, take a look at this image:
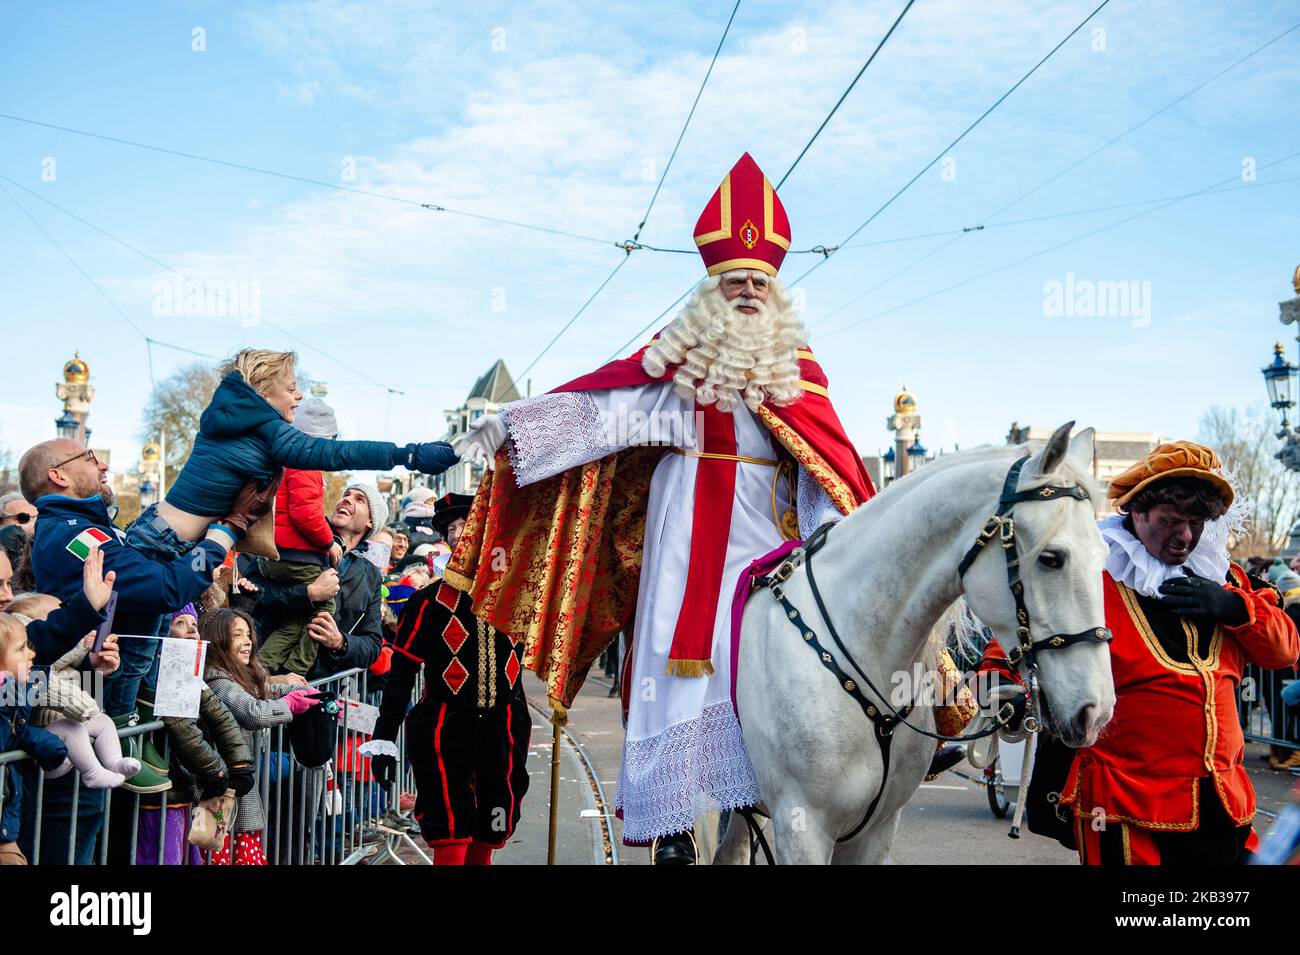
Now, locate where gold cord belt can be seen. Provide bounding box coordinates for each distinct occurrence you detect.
[670,448,779,466]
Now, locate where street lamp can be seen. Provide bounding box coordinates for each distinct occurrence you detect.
[1263,342,1297,434]
[1272,266,1300,477]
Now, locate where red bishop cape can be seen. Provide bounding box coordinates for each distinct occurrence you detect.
[442,336,874,712]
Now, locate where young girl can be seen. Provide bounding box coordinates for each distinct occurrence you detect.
[132,605,254,866]
[0,615,71,864]
[125,348,458,561]
[201,608,320,865]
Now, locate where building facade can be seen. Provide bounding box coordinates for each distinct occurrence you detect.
[431,359,523,497]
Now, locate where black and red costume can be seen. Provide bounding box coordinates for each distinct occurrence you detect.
[375,580,531,860]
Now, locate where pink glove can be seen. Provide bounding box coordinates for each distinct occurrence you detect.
[283,689,323,716]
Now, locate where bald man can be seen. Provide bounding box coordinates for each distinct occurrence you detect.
[19,438,242,714]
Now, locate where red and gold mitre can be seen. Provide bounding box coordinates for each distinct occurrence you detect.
[692,152,791,277]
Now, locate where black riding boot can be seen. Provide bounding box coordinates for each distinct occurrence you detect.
[652,829,697,865]
[925,744,967,780]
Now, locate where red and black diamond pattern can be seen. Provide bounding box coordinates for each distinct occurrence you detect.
[393,582,526,709]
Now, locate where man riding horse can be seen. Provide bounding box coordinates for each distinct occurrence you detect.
[451,153,971,863]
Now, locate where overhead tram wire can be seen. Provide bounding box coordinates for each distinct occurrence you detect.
[980,18,1300,225]
[0,172,387,392]
[817,148,1300,342]
[630,0,742,244]
[0,112,613,248]
[602,0,922,361]
[808,16,1300,329]
[785,0,1112,290]
[515,1,744,383]
[808,175,1300,332]
[0,180,218,389]
[513,256,633,383]
[775,0,917,190]
[603,1,1106,360]
[603,283,695,364]
[0,179,146,339]
[832,175,1300,251]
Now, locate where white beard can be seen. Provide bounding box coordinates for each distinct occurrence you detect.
[641,276,805,413]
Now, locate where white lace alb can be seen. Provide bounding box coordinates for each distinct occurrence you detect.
[797,465,842,539]
[615,700,761,842]
[500,392,613,487]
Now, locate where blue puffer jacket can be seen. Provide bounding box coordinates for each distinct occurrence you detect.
[31,494,225,657]
[1,691,69,843]
[165,372,403,517]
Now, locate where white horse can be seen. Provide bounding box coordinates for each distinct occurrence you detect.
[715,422,1115,864]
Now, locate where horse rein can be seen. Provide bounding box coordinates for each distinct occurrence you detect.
[754,453,1112,846]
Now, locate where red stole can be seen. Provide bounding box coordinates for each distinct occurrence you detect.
[666,404,738,676]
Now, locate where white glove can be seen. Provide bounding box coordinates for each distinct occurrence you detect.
[455,412,507,471]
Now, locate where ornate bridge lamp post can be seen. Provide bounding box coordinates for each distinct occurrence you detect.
[1266,267,1300,556]
[1269,267,1300,472]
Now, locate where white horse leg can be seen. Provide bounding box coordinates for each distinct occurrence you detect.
[711,809,768,865]
[770,798,836,865]
[830,809,902,865]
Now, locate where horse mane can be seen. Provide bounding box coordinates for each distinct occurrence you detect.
[854,438,1101,671]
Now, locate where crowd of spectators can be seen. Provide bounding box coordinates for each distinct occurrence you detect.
[0,347,460,865]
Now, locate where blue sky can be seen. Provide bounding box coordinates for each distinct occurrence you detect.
[1,0,1297,479]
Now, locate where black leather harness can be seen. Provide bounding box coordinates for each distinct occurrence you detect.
[753,454,1112,847]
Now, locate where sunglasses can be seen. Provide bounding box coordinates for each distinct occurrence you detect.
[50,448,99,470]
[1,512,33,525]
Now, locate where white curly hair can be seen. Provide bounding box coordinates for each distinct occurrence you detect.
[641,271,806,413]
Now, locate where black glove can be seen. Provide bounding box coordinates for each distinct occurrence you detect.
[1158,574,1248,625]
[227,763,257,798]
[199,774,230,801]
[371,754,397,787]
[403,441,459,475]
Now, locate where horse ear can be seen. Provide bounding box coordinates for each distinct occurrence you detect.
[1066,426,1095,472]
[1032,420,1075,476]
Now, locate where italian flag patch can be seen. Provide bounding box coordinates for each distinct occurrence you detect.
[65,527,111,561]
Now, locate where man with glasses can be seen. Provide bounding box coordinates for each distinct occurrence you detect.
[0,492,38,535]
[15,438,274,863]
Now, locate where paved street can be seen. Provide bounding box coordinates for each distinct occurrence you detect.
[491,668,1298,865]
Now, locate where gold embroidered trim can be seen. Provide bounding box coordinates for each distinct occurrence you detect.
[1059,767,1201,831]
[797,349,815,362]
[799,380,828,398]
[757,406,857,515]
[476,617,488,709]
[1121,823,1132,865]
[1115,582,1198,675]
[694,175,731,245]
[486,621,497,710]
[441,566,474,593]
[705,256,778,276]
[763,178,790,250]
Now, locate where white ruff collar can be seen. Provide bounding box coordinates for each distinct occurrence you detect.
[1097,513,1230,598]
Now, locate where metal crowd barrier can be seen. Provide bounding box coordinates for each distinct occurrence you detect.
[0,666,428,865]
[1239,664,1300,751]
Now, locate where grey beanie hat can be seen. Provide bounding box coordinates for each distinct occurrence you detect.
[294,397,339,438]
[345,482,388,539]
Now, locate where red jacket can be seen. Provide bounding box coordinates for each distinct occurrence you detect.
[1060,565,1298,832]
[273,468,334,553]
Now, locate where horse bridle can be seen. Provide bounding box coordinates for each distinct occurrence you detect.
[956,455,1112,679]
[753,453,1112,848]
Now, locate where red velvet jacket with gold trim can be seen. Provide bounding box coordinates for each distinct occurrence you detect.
[1059,565,1298,831]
